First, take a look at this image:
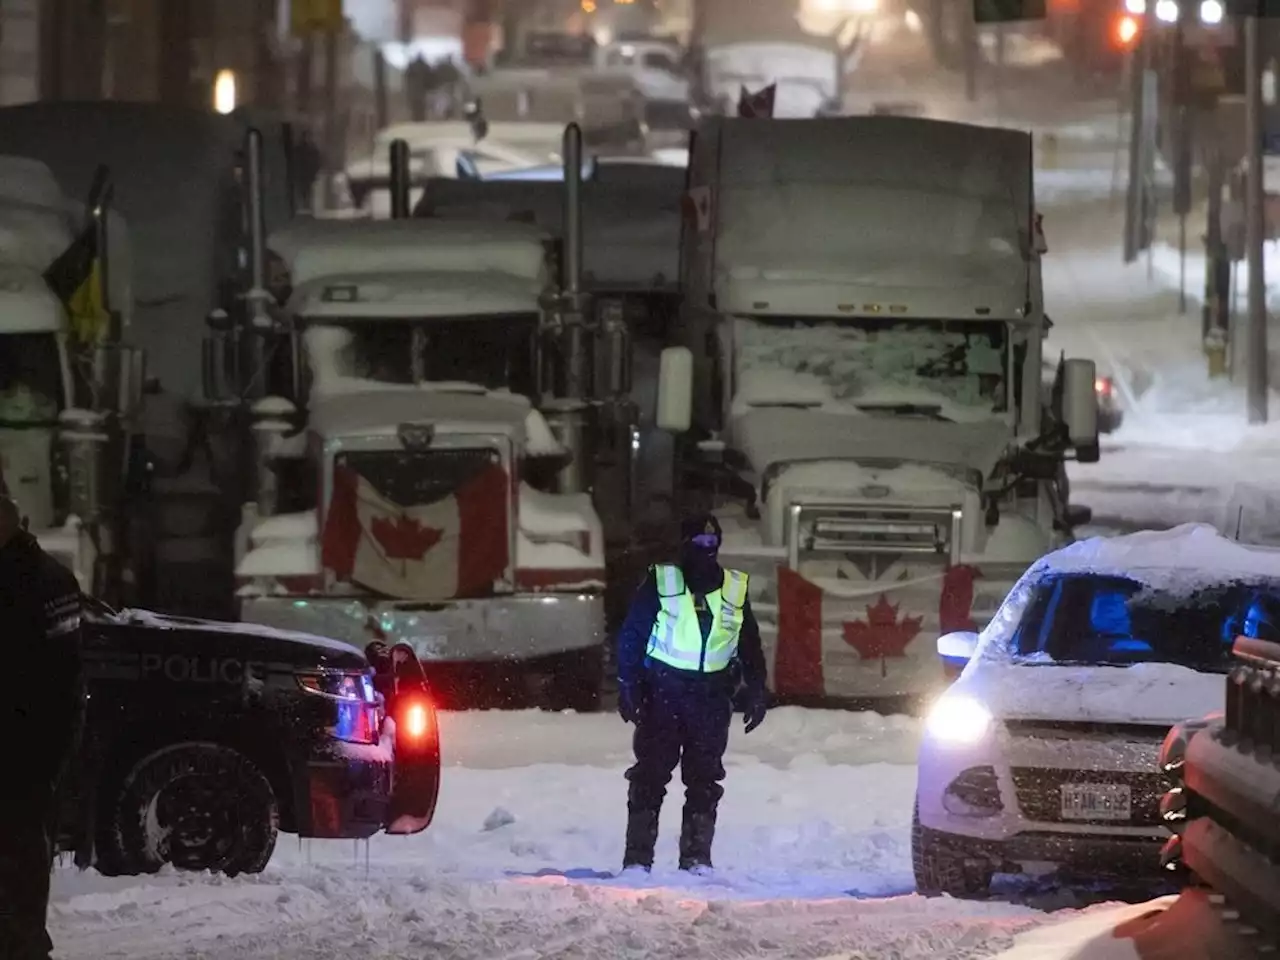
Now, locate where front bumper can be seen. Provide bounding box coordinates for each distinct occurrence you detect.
[924,822,1165,877]
[295,739,394,840]
[917,726,1169,875]
[241,591,605,662]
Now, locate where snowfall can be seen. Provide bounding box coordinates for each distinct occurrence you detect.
[43,16,1280,960]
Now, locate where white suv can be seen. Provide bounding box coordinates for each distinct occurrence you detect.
[913,525,1280,897]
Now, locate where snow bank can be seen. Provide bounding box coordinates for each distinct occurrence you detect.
[990,899,1170,959]
[990,888,1251,959]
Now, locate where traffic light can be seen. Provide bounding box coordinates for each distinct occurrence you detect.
[973,0,1048,21]
[1114,12,1141,46]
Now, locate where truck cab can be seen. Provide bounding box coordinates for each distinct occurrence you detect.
[215,216,608,710]
[0,157,144,594]
[657,116,1100,706]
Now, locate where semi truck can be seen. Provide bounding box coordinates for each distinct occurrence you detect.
[653,115,1101,707]
[208,127,624,710]
[0,156,145,599]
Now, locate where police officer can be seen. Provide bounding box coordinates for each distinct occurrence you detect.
[0,497,85,959]
[616,512,768,874]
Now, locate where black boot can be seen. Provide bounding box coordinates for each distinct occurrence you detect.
[678,807,717,872]
[623,805,660,871]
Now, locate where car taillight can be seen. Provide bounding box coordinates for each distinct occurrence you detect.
[397,694,436,748]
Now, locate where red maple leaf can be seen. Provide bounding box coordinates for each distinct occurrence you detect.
[842,595,923,677]
[370,514,442,561]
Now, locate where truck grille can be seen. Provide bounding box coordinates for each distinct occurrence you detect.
[337,448,500,505]
[787,502,964,566]
[1011,766,1166,827]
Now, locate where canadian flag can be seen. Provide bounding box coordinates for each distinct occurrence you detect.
[737,83,776,118]
[320,462,509,600]
[684,185,713,233]
[773,564,979,697]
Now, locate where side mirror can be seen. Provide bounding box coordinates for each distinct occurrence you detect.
[1061,357,1099,463]
[937,631,979,670]
[655,346,694,433]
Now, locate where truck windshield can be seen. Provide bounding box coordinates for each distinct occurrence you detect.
[1009,573,1280,673]
[735,315,1008,419]
[0,332,62,425]
[309,314,538,396]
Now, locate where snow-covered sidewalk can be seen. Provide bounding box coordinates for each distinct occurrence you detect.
[47,708,1107,960]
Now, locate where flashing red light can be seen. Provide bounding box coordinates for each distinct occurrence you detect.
[1116,14,1140,47]
[401,699,431,740]
[1095,377,1113,397]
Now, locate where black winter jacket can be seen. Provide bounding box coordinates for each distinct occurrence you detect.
[0,532,86,786]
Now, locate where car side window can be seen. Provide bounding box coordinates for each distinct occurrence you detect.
[1011,579,1059,656]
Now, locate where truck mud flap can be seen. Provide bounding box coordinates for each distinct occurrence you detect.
[376,642,442,835]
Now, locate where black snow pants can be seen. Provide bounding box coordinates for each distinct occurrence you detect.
[624,663,734,870]
[0,779,59,959]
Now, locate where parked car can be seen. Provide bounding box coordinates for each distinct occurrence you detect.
[59,598,441,877]
[913,524,1280,897]
[1043,358,1123,434]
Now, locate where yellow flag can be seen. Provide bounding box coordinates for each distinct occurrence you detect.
[67,257,109,344]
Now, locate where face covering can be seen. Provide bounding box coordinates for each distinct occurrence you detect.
[680,536,721,594]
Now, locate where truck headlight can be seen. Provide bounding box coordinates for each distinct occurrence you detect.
[925,695,993,745]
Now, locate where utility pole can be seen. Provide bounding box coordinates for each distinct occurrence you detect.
[322,24,339,211]
[963,4,977,102]
[1123,0,1157,263]
[1245,11,1268,423]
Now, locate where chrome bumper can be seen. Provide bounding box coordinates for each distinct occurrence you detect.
[240,592,605,662]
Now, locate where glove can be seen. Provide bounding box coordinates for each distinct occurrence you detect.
[743,689,767,735]
[618,683,644,725]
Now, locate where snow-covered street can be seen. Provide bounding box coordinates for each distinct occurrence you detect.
[49,709,1106,960]
[36,16,1280,960]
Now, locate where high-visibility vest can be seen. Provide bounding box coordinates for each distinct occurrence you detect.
[646,563,749,673]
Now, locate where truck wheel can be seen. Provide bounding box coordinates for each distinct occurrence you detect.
[912,801,994,898]
[547,647,604,713]
[112,743,278,877]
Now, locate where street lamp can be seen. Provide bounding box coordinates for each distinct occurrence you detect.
[213,69,237,115]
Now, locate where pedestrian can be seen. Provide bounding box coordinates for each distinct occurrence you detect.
[293,128,322,213]
[405,54,430,122]
[615,512,768,874]
[0,496,85,959]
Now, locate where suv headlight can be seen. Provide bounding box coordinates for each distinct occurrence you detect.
[925,695,993,745]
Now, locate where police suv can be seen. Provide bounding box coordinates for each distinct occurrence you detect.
[59,596,441,876]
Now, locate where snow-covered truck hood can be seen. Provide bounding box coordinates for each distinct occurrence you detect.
[734,408,1012,478]
[307,387,532,443]
[956,661,1223,728]
[732,409,1010,555]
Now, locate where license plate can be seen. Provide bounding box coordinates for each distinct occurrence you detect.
[1060,783,1131,821]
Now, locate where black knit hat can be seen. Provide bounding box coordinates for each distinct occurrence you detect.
[680,512,722,544]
